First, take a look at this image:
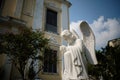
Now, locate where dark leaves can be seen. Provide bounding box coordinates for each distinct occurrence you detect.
[0,28,49,79]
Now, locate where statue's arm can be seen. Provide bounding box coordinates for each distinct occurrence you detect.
[60,45,67,55]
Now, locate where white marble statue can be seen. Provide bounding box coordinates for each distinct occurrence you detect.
[60,21,98,80]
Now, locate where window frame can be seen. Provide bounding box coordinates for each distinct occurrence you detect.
[43,49,57,73]
[44,3,61,35]
[45,8,58,33]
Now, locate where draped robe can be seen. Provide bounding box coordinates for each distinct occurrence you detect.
[63,39,89,80]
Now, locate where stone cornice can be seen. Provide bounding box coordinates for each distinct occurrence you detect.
[62,0,72,7]
[56,0,72,7]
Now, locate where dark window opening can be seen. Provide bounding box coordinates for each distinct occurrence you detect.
[45,9,57,33]
[0,0,4,14]
[43,49,57,73]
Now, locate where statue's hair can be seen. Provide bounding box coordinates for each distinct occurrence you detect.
[61,30,72,37]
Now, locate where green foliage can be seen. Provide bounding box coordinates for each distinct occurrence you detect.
[88,45,120,80]
[0,28,49,80]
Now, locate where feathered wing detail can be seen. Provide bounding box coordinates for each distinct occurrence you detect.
[71,29,79,39]
[80,21,98,65]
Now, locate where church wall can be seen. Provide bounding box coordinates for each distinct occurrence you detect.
[61,2,70,46]
[32,0,44,30]
[0,0,71,80]
[2,0,17,17]
[20,0,35,28]
[39,0,62,79]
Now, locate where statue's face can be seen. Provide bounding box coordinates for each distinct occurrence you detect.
[62,31,71,40]
[62,30,76,44]
[65,33,76,44]
[63,35,68,41]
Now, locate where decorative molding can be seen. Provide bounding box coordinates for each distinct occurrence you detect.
[45,31,60,46]
[49,36,58,44]
[44,2,61,12]
[22,0,35,17]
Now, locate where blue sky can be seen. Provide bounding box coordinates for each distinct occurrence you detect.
[69,0,120,49]
[69,0,120,23]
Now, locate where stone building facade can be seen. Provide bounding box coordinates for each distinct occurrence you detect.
[0,0,71,80]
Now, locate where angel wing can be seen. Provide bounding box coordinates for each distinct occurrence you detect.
[70,29,79,39]
[80,21,98,65]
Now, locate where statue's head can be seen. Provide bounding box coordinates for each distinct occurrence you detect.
[61,30,71,40]
[61,30,76,44]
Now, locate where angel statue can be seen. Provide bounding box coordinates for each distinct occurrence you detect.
[60,21,98,80]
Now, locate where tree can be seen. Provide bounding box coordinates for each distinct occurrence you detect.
[0,28,49,80]
[88,50,106,80]
[104,45,120,80]
[88,44,120,80]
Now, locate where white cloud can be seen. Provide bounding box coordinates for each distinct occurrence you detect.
[70,16,120,50]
